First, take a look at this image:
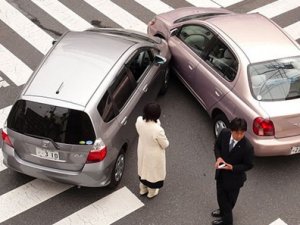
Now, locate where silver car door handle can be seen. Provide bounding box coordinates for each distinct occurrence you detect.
[143,84,148,92]
[188,65,193,70]
[121,117,127,126]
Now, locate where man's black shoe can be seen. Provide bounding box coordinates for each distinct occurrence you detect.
[211,209,222,217]
[211,219,232,225]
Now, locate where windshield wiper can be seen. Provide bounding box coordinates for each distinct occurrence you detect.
[24,133,60,150]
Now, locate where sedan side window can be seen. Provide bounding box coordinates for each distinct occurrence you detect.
[179,25,214,57]
[206,39,238,81]
[129,50,153,82]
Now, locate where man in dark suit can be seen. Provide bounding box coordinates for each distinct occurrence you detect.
[211,118,254,225]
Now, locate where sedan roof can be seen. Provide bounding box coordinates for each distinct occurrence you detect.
[207,13,300,63]
[24,31,135,107]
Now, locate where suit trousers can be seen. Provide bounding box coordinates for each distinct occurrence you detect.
[216,180,240,225]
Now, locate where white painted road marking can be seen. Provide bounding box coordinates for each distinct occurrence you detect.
[0,179,72,223]
[0,44,32,86]
[0,0,53,54]
[269,218,288,225]
[83,0,147,32]
[135,0,173,14]
[31,0,92,31]
[54,187,144,225]
[213,0,244,7]
[284,21,300,41]
[249,0,300,18]
[185,0,220,7]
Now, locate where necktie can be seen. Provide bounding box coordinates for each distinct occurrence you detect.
[229,139,234,152]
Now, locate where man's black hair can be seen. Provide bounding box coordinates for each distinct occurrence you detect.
[229,117,247,131]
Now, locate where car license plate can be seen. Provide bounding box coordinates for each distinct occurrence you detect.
[290,146,300,154]
[36,147,60,161]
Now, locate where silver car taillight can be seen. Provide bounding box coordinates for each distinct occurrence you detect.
[1,121,13,147]
[86,138,107,163]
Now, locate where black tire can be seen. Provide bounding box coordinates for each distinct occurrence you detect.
[213,113,229,138]
[159,67,170,96]
[108,149,125,188]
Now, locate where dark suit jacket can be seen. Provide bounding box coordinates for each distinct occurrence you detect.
[214,128,254,190]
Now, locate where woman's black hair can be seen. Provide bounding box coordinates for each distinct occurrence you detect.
[143,102,161,122]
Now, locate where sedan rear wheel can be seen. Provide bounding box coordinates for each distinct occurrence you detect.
[213,114,229,137]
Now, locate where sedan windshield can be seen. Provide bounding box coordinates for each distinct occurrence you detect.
[249,56,300,101]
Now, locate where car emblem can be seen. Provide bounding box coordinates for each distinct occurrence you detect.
[42,140,50,148]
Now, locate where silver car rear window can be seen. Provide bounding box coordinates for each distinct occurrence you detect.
[249,56,300,101]
[7,100,96,145]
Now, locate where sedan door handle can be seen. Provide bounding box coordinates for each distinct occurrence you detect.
[188,64,193,70]
[215,89,222,97]
[143,84,148,92]
[121,117,127,126]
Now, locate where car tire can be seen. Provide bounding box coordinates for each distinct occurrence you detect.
[108,149,125,188]
[159,67,170,95]
[213,114,229,138]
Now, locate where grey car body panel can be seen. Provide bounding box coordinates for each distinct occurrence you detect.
[2,29,170,186]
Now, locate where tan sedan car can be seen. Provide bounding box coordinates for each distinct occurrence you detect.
[148,7,300,156]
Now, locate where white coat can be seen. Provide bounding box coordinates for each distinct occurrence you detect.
[136,116,169,183]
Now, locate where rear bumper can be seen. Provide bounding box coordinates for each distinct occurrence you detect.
[251,135,300,156]
[2,145,113,187]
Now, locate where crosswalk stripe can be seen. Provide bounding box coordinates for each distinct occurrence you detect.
[83,0,147,32]
[284,21,300,41]
[30,0,92,31]
[185,0,220,7]
[0,1,53,55]
[249,0,300,18]
[0,179,72,223]
[135,0,173,14]
[0,44,32,86]
[54,187,144,225]
[269,218,288,225]
[213,0,244,7]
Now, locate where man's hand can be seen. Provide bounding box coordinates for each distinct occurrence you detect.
[215,157,225,169]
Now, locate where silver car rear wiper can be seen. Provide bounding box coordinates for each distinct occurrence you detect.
[24,133,60,150]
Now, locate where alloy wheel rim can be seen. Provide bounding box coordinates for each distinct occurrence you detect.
[114,155,125,182]
[215,120,227,136]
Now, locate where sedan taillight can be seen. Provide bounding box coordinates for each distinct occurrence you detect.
[253,117,275,136]
[1,129,13,147]
[86,139,107,163]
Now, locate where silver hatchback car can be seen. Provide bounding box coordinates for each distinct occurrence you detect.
[148,7,300,156]
[1,28,170,187]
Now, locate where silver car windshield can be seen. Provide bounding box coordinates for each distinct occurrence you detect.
[249,56,300,101]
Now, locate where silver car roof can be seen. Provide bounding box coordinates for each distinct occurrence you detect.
[206,13,300,63]
[24,31,135,107]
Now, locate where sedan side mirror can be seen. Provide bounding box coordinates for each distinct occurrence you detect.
[154,55,167,65]
[170,28,179,37]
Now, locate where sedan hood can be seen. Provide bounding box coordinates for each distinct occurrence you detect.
[259,99,300,138]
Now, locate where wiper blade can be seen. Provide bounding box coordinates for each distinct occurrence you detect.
[24,133,60,150]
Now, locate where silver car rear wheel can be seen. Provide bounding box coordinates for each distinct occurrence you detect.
[109,150,125,188]
[213,114,229,137]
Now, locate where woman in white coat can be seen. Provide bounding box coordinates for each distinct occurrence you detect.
[135,102,169,199]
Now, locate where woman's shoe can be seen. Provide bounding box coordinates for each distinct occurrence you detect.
[147,188,159,198]
[139,183,148,195]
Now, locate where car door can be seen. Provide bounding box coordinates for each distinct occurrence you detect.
[193,36,238,110]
